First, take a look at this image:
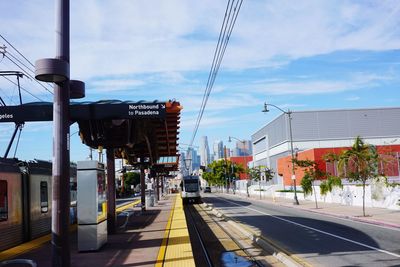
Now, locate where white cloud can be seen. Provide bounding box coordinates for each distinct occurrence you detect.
[247,72,392,95]
[345,96,360,101]
[180,93,261,113]
[1,1,400,82]
[89,78,145,92]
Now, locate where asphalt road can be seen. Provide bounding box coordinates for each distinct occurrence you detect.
[202,193,400,267]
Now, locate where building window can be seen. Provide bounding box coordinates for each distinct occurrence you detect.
[378,153,399,177]
[0,180,7,221]
[325,161,339,176]
[40,181,49,213]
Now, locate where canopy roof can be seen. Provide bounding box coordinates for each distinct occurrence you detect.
[0,100,181,166]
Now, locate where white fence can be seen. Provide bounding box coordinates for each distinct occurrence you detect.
[234,179,400,210]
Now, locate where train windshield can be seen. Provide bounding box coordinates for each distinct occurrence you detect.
[184,180,199,192]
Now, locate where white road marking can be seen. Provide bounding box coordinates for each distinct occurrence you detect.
[222,194,400,232]
[218,197,400,259]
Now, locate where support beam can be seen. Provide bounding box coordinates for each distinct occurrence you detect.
[161,176,164,195]
[140,159,146,212]
[156,175,160,202]
[106,149,116,234]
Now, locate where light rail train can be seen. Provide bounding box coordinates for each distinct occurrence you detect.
[180,175,201,204]
[0,158,77,252]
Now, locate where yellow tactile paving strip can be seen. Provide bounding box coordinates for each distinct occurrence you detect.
[156,195,195,267]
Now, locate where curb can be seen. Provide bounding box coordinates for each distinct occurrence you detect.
[202,203,310,267]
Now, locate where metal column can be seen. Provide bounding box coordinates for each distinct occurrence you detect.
[140,162,146,212]
[106,149,116,234]
[52,0,70,266]
[156,175,160,202]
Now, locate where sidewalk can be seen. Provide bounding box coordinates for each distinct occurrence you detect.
[225,192,400,229]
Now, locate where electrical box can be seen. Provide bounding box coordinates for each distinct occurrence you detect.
[77,160,107,251]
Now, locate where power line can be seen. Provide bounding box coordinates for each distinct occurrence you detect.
[1,76,45,102]
[3,52,54,95]
[0,35,54,98]
[0,87,17,105]
[191,0,234,146]
[0,33,35,68]
[190,0,243,146]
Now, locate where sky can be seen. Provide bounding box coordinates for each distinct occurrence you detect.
[1,0,400,162]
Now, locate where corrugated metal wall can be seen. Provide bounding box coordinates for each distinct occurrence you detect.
[253,107,400,149]
[252,107,400,184]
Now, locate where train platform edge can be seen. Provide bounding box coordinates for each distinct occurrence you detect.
[0,194,195,267]
[156,194,195,267]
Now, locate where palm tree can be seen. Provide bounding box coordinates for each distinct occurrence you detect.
[337,136,381,216]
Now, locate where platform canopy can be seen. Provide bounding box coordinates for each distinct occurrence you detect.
[0,100,181,166]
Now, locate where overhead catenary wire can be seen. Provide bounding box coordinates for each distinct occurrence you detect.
[0,87,17,105]
[3,51,54,95]
[1,75,45,102]
[0,33,35,68]
[190,0,243,147]
[0,34,54,103]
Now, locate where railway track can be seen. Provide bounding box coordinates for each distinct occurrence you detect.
[185,202,265,267]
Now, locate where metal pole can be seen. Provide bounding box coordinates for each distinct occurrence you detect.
[161,175,164,195]
[140,159,146,212]
[106,149,116,234]
[288,111,299,205]
[4,123,20,158]
[52,0,70,265]
[17,75,22,105]
[156,175,160,202]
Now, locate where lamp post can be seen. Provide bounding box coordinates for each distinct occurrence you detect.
[184,157,192,176]
[228,136,249,194]
[228,136,246,154]
[262,102,299,205]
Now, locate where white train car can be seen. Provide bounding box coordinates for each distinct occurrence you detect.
[180,175,201,204]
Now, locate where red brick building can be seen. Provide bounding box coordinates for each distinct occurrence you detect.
[229,156,252,179]
[277,145,400,186]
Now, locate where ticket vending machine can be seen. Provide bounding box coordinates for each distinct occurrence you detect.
[77,161,107,251]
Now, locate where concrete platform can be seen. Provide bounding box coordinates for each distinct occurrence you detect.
[0,194,195,267]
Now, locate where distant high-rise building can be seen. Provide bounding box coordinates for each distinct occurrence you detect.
[186,147,200,172]
[236,140,252,156]
[213,140,224,160]
[200,136,210,167]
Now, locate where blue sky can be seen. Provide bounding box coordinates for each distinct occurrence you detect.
[1,0,400,162]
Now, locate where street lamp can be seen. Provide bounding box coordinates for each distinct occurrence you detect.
[262,102,299,205]
[184,157,192,176]
[228,136,245,144]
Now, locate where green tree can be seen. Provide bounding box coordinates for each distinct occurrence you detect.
[123,171,141,194]
[320,152,343,197]
[247,165,274,199]
[202,160,245,190]
[336,136,383,216]
[294,159,326,208]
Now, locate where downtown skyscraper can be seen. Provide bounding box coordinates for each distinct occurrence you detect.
[199,136,210,167]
